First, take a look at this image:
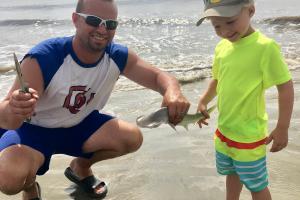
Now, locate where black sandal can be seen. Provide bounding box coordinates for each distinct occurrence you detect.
[64,167,107,199]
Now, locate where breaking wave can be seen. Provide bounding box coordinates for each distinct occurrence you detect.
[1,15,299,28]
[262,16,300,25]
[0,19,69,27]
[0,4,73,11]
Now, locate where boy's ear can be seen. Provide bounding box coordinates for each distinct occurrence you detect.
[249,5,255,17]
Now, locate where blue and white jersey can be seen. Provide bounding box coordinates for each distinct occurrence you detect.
[24,36,128,128]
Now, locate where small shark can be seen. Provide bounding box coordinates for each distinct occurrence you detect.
[136,105,217,130]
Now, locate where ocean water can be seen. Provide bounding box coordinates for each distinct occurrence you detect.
[0,0,299,96]
[0,1,300,199]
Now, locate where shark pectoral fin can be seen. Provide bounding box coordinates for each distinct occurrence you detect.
[168,123,177,132]
[183,125,189,131]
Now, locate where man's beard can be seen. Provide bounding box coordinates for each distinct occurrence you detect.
[87,38,107,52]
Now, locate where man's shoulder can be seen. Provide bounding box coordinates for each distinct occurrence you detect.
[105,42,128,73]
[25,36,73,65]
[41,36,72,44]
[105,42,128,55]
[32,36,73,54]
[24,36,74,90]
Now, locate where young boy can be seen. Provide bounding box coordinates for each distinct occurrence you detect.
[196,0,294,199]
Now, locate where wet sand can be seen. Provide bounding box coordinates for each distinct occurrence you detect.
[1,68,300,200]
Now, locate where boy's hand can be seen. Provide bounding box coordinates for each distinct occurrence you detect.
[197,103,210,128]
[265,127,288,152]
[8,88,38,120]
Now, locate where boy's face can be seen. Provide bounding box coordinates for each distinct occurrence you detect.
[209,6,255,42]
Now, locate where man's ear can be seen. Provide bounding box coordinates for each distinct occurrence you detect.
[72,12,80,28]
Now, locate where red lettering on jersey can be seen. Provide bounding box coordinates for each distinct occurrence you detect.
[63,86,96,114]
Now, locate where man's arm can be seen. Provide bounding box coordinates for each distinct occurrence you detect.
[0,57,43,129]
[266,80,294,152]
[123,49,190,124]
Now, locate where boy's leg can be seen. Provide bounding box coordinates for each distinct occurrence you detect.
[226,174,243,200]
[250,187,271,200]
[215,129,270,200]
[234,156,270,200]
[215,151,243,200]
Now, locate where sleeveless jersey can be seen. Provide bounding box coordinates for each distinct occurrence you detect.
[24,36,128,128]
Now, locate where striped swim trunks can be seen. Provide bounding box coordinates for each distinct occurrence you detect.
[214,129,268,192]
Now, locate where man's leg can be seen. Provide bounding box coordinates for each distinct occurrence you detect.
[68,118,143,194]
[0,145,44,199]
[83,118,143,160]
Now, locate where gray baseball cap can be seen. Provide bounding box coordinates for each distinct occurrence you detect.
[196,0,254,26]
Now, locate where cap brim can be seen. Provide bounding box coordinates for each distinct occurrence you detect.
[196,4,244,26]
[196,17,206,26]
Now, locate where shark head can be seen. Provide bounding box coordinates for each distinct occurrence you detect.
[136,107,170,128]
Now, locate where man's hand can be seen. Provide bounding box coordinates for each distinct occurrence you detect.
[8,88,38,120]
[161,89,190,125]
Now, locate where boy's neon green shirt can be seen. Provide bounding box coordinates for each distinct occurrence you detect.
[213,31,291,143]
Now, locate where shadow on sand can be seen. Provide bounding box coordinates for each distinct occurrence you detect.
[65,184,106,200]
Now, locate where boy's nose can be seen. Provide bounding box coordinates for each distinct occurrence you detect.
[220,29,233,38]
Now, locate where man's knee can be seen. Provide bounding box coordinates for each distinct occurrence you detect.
[0,147,41,195]
[0,167,26,195]
[126,126,143,153]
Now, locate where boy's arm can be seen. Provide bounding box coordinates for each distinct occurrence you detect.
[197,79,218,127]
[266,80,294,152]
[198,79,218,105]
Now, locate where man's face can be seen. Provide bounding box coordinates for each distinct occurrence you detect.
[74,0,118,52]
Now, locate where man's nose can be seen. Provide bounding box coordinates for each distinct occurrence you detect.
[96,21,108,32]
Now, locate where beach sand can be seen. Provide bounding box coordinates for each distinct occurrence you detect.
[1,68,299,200]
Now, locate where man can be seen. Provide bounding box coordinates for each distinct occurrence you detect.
[0,0,190,199]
